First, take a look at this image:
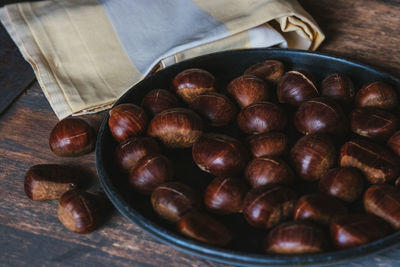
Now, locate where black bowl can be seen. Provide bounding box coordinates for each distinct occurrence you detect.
[96,48,400,266]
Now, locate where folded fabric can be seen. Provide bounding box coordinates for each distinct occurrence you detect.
[0,0,324,119]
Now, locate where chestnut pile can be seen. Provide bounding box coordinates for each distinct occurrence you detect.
[110,60,400,255]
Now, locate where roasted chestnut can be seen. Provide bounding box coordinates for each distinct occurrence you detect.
[192,133,248,176]
[226,75,269,108]
[178,211,232,246]
[49,117,95,157]
[141,89,179,116]
[294,98,347,135]
[244,59,285,83]
[243,185,296,229]
[189,92,237,126]
[151,182,200,223]
[265,221,329,254]
[129,154,174,194]
[318,167,364,202]
[108,104,148,142]
[171,68,215,103]
[321,73,355,104]
[245,157,294,188]
[247,132,288,158]
[204,177,248,214]
[277,70,319,106]
[115,136,161,172]
[340,140,400,184]
[350,108,399,140]
[237,102,287,134]
[388,131,400,157]
[364,184,400,229]
[330,214,392,249]
[147,108,203,148]
[290,134,336,181]
[355,81,397,109]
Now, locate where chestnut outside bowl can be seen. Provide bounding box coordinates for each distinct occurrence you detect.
[96,48,400,266]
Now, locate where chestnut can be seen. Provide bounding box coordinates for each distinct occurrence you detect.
[277,70,319,106]
[388,131,400,157]
[242,185,296,229]
[192,133,248,176]
[58,190,104,234]
[129,154,174,194]
[293,193,348,225]
[330,214,392,249]
[237,102,287,134]
[364,184,400,229]
[294,98,348,136]
[318,167,364,202]
[245,157,294,188]
[350,108,399,140]
[108,104,148,142]
[49,117,95,157]
[226,75,270,108]
[396,177,400,187]
[321,73,355,104]
[151,182,200,223]
[290,134,336,181]
[178,211,232,246]
[147,108,203,148]
[115,136,161,172]
[141,89,179,116]
[355,81,397,109]
[244,59,285,83]
[204,177,248,214]
[265,221,329,254]
[171,68,215,103]
[24,164,83,201]
[247,132,288,158]
[189,92,237,126]
[340,140,400,184]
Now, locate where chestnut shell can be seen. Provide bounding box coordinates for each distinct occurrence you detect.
[227,75,270,108]
[141,89,180,116]
[321,73,355,104]
[355,81,397,109]
[388,131,400,157]
[244,59,285,83]
[247,132,288,158]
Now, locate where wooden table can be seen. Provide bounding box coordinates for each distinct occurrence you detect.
[1,0,400,266]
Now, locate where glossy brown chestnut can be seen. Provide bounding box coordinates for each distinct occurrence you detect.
[355,81,397,109]
[244,59,284,83]
[108,104,148,142]
[340,140,400,184]
[192,133,248,176]
[189,92,237,126]
[226,75,270,108]
[24,164,83,201]
[364,184,400,229]
[141,89,179,116]
[247,132,288,158]
[290,134,336,181]
[242,185,296,229]
[245,157,294,188]
[171,68,215,103]
[318,167,364,202]
[115,136,161,172]
[388,131,400,157]
[147,108,203,148]
[321,73,355,104]
[58,190,104,234]
[129,154,174,194]
[294,98,348,136]
[204,177,248,214]
[237,102,287,134]
[293,193,348,225]
[350,108,399,140]
[151,182,200,223]
[49,117,95,157]
[265,221,329,254]
[330,214,392,249]
[277,70,319,106]
[177,211,232,246]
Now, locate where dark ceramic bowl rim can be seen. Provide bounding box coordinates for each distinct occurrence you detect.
[96,48,400,266]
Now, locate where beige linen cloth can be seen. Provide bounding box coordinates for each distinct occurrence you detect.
[0,0,324,119]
